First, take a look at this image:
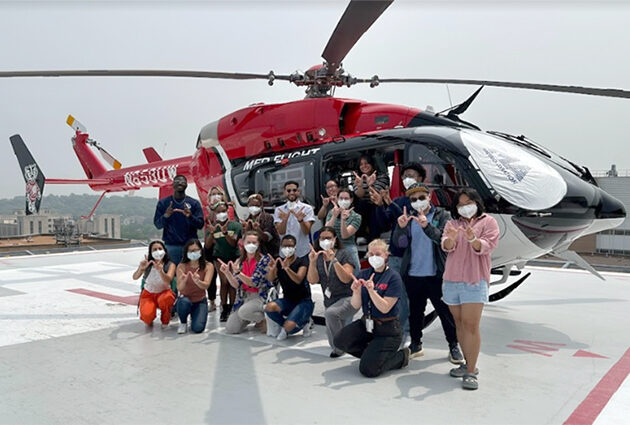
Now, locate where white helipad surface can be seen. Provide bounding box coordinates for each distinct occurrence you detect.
[0,247,629,425]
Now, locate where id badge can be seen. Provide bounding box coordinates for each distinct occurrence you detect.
[365,318,374,333]
[324,288,331,298]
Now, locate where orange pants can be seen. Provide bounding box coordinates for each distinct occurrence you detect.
[139,289,176,325]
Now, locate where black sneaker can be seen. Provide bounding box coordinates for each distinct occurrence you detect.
[330,351,344,358]
[401,347,410,368]
[220,305,229,322]
[409,343,424,358]
[449,344,465,364]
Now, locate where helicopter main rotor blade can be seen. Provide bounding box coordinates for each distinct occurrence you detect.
[322,0,393,72]
[0,70,292,81]
[366,77,630,99]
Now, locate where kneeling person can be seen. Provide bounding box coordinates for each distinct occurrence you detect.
[334,239,410,377]
[265,235,314,340]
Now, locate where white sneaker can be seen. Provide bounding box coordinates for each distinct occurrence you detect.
[177,323,187,334]
[161,323,169,330]
[302,319,313,338]
[276,328,288,341]
[266,316,282,337]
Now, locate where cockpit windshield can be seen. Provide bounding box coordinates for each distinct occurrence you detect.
[461,130,567,210]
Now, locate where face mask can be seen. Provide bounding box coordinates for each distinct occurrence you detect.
[412,199,430,212]
[187,250,202,261]
[244,243,259,254]
[287,201,297,210]
[210,194,222,203]
[402,177,417,190]
[319,239,334,250]
[248,206,261,215]
[152,249,165,260]
[368,255,385,270]
[458,204,478,219]
[338,199,352,210]
[216,212,228,222]
[281,246,296,258]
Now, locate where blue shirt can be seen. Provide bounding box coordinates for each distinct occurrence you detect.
[357,267,402,318]
[409,209,437,277]
[153,195,204,246]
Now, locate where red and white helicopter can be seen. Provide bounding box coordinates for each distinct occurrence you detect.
[5,1,629,301]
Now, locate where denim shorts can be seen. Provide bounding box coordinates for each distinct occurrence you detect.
[268,298,315,329]
[442,279,489,305]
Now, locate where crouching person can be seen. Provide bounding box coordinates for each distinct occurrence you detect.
[176,239,213,334]
[265,235,314,340]
[334,239,410,377]
[222,231,273,334]
[133,240,176,328]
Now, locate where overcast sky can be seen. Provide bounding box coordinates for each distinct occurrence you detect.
[1,0,629,202]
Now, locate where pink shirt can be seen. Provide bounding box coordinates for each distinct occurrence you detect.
[441,214,500,284]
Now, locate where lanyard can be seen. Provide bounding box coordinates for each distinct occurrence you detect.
[323,258,335,279]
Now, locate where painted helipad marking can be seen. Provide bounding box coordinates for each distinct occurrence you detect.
[67,288,139,305]
[564,347,630,425]
[574,349,608,359]
[506,339,566,357]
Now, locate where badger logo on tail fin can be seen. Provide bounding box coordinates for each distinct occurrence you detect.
[10,134,46,215]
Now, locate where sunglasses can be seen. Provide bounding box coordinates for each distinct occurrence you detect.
[286,188,299,193]
[409,195,428,202]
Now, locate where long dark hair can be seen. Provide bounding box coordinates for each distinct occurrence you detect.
[316,226,344,250]
[451,188,485,220]
[147,240,171,265]
[239,231,262,263]
[180,239,207,270]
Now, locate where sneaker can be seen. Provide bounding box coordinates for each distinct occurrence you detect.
[266,318,282,338]
[356,237,368,245]
[409,343,424,358]
[220,305,229,322]
[209,300,217,312]
[449,345,465,364]
[449,364,479,378]
[302,319,313,338]
[330,351,344,358]
[276,329,288,341]
[462,373,479,390]
[401,347,410,368]
[177,323,187,334]
[161,323,169,330]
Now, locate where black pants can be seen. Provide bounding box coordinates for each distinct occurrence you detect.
[204,250,217,300]
[334,318,405,378]
[405,275,457,347]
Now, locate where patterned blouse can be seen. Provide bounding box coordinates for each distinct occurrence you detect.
[233,254,273,311]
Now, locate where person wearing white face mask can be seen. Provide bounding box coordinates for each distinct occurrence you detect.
[306,227,357,357]
[274,181,316,258]
[176,239,213,334]
[241,194,279,256]
[441,188,500,391]
[221,232,274,334]
[334,239,411,377]
[392,183,464,365]
[132,240,177,329]
[264,235,314,340]
[325,188,362,270]
[371,162,427,342]
[205,202,242,321]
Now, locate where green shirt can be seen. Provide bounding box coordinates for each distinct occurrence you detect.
[208,221,242,261]
[326,209,362,247]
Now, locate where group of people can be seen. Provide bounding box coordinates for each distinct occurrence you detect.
[138,155,499,391]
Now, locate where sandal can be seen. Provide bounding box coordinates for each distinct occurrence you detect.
[462,373,479,390]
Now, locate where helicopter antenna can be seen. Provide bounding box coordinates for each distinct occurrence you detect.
[446,84,453,108]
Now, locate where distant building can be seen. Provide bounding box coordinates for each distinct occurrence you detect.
[14,209,72,236]
[0,215,18,237]
[595,170,630,255]
[77,214,121,239]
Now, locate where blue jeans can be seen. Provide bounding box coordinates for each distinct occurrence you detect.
[165,244,184,265]
[388,256,409,334]
[176,296,208,333]
[266,298,314,334]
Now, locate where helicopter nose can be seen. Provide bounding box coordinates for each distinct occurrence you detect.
[596,189,626,219]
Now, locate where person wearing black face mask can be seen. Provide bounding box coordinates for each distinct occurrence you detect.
[154,175,204,265]
[392,183,464,365]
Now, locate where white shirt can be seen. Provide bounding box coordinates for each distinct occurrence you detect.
[273,200,316,258]
[144,267,170,294]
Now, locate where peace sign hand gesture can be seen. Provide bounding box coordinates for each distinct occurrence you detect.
[369,186,383,206]
[444,224,460,241]
[397,206,413,228]
[351,276,363,292]
[217,259,230,274]
[341,207,353,220]
[308,244,320,262]
[415,212,428,228]
[364,273,376,291]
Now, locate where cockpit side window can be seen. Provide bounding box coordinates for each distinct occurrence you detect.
[407,143,471,208]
